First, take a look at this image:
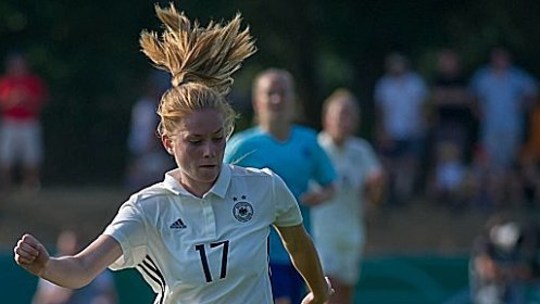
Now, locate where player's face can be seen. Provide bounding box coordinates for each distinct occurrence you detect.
[253,74,295,125]
[324,99,358,144]
[163,108,226,196]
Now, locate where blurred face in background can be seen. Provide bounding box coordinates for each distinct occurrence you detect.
[437,50,461,77]
[323,97,359,146]
[253,72,295,126]
[163,108,226,196]
[385,53,408,76]
[491,48,511,71]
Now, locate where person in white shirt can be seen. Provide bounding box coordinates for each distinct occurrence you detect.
[374,52,428,205]
[13,4,333,304]
[312,89,385,304]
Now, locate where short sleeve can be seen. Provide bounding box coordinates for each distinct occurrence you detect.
[268,169,303,227]
[102,198,148,270]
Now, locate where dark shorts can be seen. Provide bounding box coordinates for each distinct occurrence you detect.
[270,263,304,303]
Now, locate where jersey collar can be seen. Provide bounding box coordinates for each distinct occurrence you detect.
[163,165,231,199]
[210,164,231,199]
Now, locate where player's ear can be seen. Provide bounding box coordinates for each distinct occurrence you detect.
[162,135,174,155]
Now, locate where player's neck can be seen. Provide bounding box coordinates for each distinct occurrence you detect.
[261,122,291,142]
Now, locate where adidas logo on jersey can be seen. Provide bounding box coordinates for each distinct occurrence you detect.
[170,218,187,229]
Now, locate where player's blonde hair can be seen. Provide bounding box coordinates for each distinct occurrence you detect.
[140,3,256,137]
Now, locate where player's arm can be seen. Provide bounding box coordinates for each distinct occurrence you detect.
[300,182,336,206]
[14,233,122,289]
[364,169,386,205]
[275,224,333,304]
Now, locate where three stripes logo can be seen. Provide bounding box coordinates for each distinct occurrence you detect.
[170,218,187,229]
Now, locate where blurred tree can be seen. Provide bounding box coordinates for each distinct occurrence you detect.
[0,0,539,185]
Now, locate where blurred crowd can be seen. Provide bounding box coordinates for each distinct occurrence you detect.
[373,46,540,303]
[121,45,540,216]
[0,51,47,195]
[374,47,539,213]
[2,46,539,214]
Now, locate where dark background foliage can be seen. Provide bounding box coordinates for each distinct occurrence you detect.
[1,0,540,185]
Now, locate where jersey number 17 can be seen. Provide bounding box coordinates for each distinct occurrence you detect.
[195,240,230,282]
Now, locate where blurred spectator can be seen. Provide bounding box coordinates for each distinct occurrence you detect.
[469,47,538,208]
[426,49,477,210]
[429,49,475,162]
[470,214,540,304]
[0,51,48,193]
[32,230,118,304]
[374,52,428,205]
[427,140,470,210]
[311,88,385,304]
[125,70,174,191]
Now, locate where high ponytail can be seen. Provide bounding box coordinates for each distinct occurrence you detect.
[140,3,256,95]
[139,3,256,138]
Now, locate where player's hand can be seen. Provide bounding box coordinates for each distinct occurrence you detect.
[300,190,328,206]
[13,233,50,277]
[301,276,335,304]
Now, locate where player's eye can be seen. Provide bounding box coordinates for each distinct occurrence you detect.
[212,136,224,143]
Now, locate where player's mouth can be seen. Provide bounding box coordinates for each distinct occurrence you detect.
[200,164,217,168]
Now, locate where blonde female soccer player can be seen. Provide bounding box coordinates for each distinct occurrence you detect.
[13,4,332,304]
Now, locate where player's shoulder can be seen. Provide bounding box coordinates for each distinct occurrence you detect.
[348,136,374,150]
[227,127,265,150]
[472,65,490,79]
[227,165,285,195]
[126,182,173,206]
[292,125,320,147]
[229,127,262,142]
[228,163,276,179]
[292,125,318,138]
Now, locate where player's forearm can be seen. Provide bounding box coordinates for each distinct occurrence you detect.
[301,183,336,206]
[318,184,336,202]
[40,256,96,289]
[364,172,386,205]
[289,236,329,302]
[41,235,121,289]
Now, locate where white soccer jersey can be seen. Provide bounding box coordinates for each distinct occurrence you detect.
[311,133,382,283]
[103,164,302,304]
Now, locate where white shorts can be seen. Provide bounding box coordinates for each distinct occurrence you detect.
[314,229,365,285]
[0,119,43,167]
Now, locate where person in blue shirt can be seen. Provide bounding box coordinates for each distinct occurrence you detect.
[224,68,336,304]
[470,47,538,208]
